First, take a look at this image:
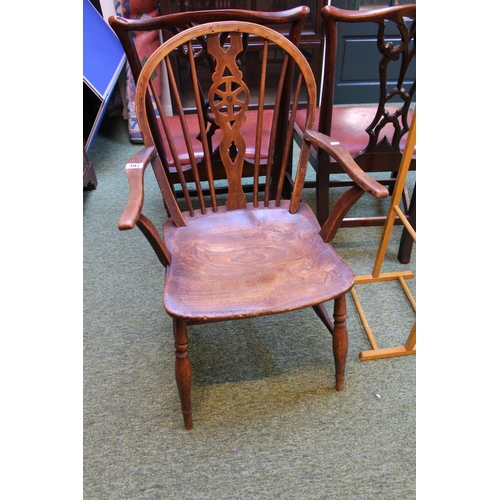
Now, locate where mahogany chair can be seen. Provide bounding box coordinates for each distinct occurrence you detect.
[109,6,310,200]
[293,4,416,247]
[118,21,389,429]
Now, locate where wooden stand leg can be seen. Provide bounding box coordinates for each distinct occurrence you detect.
[173,318,193,430]
[358,322,416,360]
[332,294,348,391]
[355,274,416,361]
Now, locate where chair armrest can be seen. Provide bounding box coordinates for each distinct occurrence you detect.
[304,130,389,199]
[118,147,157,230]
[304,130,391,242]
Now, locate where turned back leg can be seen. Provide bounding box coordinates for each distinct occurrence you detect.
[332,294,348,391]
[173,317,193,430]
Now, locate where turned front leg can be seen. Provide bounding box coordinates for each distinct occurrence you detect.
[332,294,348,391]
[173,318,193,430]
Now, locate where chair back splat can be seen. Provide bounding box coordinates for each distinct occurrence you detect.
[117,21,390,429]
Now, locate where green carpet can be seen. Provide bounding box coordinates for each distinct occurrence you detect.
[84,116,416,499]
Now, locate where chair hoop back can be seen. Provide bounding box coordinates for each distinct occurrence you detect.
[109,7,311,209]
[135,21,317,224]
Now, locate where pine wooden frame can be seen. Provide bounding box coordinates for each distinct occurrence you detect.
[352,112,416,361]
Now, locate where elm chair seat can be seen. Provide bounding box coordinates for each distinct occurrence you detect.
[163,200,354,320]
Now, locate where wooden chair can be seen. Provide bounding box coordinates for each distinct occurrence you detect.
[118,21,389,429]
[109,6,310,200]
[293,4,416,238]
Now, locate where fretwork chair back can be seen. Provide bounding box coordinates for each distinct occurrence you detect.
[109,6,310,201]
[118,21,390,429]
[293,4,416,236]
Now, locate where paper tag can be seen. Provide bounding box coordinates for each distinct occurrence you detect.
[126,162,143,170]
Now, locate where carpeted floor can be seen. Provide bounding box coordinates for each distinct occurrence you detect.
[84,116,416,499]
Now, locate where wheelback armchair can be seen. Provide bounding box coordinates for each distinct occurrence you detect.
[293,4,416,236]
[109,6,310,201]
[117,21,389,429]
